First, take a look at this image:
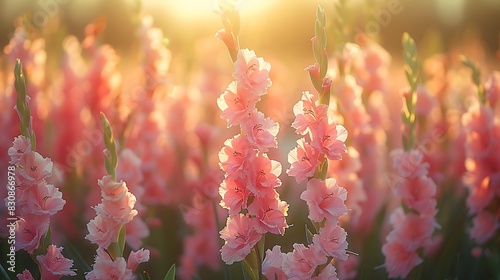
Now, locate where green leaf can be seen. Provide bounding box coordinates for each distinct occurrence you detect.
[305,224,314,245]
[117,224,126,256]
[66,242,92,273]
[42,226,52,255]
[241,259,256,280]
[0,264,11,280]
[163,264,176,280]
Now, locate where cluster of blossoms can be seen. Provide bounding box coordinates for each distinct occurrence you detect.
[85,144,150,279]
[9,135,76,280]
[462,73,500,246]
[217,48,289,264]
[382,149,440,278]
[258,88,349,279]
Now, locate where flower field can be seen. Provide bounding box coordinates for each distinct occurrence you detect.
[1,0,499,279]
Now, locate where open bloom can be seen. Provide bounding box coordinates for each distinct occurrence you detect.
[311,120,348,161]
[85,248,133,280]
[127,248,150,272]
[240,110,279,152]
[18,150,53,184]
[15,213,50,254]
[220,214,262,265]
[85,215,122,248]
[248,194,289,235]
[246,153,282,198]
[300,178,348,223]
[219,176,249,215]
[217,81,259,127]
[98,175,129,202]
[8,135,31,164]
[94,192,138,224]
[292,91,327,135]
[382,238,423,279]
[233,48,272,94]
[312,221,348,260]
[282,243,327,279]
[36,245,76,280]
[262,246,286,280]
[219,134,252,176]
[24,181,66,216]
[16,270,34,280]
[287,138,322,183]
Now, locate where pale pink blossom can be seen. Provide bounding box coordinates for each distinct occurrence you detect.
[15,213,50,254]
[219,176,249,215]
[85,215,122,248]
[282,243,327,279]
[394,176,437,216]
[217,81,259,127]
[470,210,499,245]
[86,248,133,280]
[391,149,429,179]
[248,194,288,235]
[467,177,494,214]
[337,255,358,280]
[126,217,150,250]
[332,75,363,114]
[117,149,144,188]
[300,178,348,223]
[18,151,53,184]
[246,153,282,198]
[388,208,436,251]
[98,175,129,202]
[36,245,76,280]
[220,214,262,264]
[287,138,322,183]
[312,264,338,280]
[16,269,34,280]
[485,71,500,107]
[219,134,252,175]
[312,120,348,160]
[240,110,279,152]
[382,239,422,279]
[233,49,272,94]
[292,91,327,135]
[8,135,31,164]
[415,85,436,116]
[25,181,66,216]
[262,245,286,280]
[94,192,138,223]
[127,248,150,272]
[312,221,348,260]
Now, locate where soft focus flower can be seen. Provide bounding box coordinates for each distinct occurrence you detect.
[127,248,150,272]
[8,135,31,164]
[36,245,76,280]
[387,208,436,251]
[470,210,499,245]
[300,178,348,223]
[220,214,262,264]
[391,149,429,179]
[16,270,34,280]
[262,245,286,280]
[382,239,423,279]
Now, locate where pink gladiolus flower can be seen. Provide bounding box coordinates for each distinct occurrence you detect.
[333,75,363,114]
[387,208,436,251]
[292,91,327,135]
[127,248,150,272]
[15,213,50,254]
[246,153,282,198]
[382,239,423,279]
[415,85,436,116]
[300,178,348,223]
[282,243,327,279]
[220,214,262,265]
[117,149,144,188]
[8,135,31,164]
[36,245,76,280]
[219,134,252,176]
[217,81,259,127]
[98,175,129,202]
[312,221,348,260]
[394,176,437,216]
[85,215,122,248]
[485,71,500,107]
[16,270,34,280]
[95,192,138,224]
[287,138,322,183]
[85,248,133,280]
[391,149,429,179]
[262,245,286,280]
[312,120,348,161]
[240,110,279,152]
[233,48,272,94]
[219,176,249,215]
[467,177,494,214]
[470,210,499,245]
[25,181,66,216]
[18,150,53,184]
[312,264,338,280]
[248,195,289,235]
